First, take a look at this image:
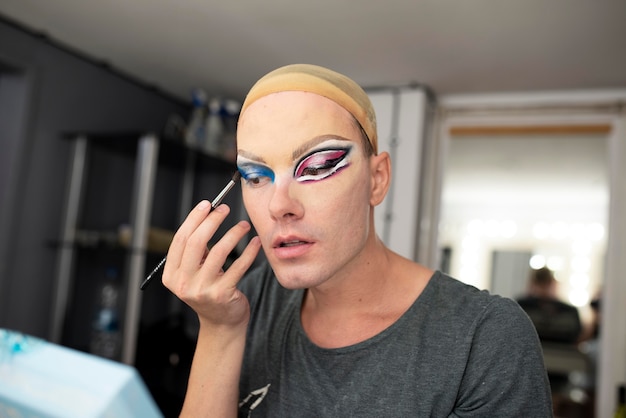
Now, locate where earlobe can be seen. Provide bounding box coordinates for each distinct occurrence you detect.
[369,152,391,206]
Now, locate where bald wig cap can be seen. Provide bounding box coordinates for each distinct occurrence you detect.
[240,64,378,154]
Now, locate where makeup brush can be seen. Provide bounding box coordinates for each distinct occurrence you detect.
[140,171,241,290]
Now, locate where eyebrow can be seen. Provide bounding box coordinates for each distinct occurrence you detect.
[238,134,354,164]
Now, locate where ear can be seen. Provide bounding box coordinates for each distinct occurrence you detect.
[369,151,391,206]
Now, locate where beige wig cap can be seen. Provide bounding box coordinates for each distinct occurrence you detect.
[240,64,378,154]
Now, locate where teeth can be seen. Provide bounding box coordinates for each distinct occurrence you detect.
[280,241,303,247]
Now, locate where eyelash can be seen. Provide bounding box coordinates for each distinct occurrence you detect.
[294,148,351,182]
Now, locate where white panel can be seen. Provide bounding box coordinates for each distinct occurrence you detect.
[368,91,394,243]
[368,89,428,259]
[598,111,626,418]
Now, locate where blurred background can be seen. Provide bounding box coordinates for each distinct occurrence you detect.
[1,1,625,417]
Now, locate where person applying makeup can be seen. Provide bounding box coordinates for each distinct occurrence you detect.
[162,64,553,417]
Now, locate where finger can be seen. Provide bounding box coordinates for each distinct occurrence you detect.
[200,220,252,275]
[222,236,262,287]
[178,204,231,272]
[163,200,222,278]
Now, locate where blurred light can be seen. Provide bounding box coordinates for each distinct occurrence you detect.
[547,256,565,272]
[569,288,589,307]
[533,222,550,240]
[571,256,591,272]
[484,220,499,237]
[500,220,518,238]
[529,254,546,269]
[586,223,605,241]
[460,251,478,266]
[467,219,483,236]
[550,222,568,240]
[460,266,478,283]
[571,239,592,256]
[462,235,479,251]
[570,223,586,239]
[569,273,590,288]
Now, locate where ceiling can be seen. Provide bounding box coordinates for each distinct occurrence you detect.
[1,0,626,103]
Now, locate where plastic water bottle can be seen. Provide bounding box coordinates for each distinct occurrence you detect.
[184,88,208,148]
[220,99,241,162]
[203,97,224,156]
[90,267,121,360]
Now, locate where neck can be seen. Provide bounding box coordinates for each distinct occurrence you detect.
[300,236,432,348]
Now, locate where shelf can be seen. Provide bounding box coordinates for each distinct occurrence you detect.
[49,226,174,255]
[61,131,237,173]
[52,131,242,371]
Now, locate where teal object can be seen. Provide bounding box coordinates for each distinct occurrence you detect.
[0,329,162,418]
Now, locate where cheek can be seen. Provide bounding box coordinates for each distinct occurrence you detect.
[241,189,265,235]
[333,188,370,227]
[311,176,371,226]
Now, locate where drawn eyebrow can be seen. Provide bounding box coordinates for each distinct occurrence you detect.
[291,135,353,161]
[237,134,354,165]
[237,149,266,164]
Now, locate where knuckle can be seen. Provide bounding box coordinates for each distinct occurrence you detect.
[171,232,188,247]
[187,233,208,248]
[209,243,231,260]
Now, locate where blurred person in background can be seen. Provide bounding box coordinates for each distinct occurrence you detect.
[516,267,582,344]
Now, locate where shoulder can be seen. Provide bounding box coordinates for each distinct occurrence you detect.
[428,275,552,414]
[427,272,521,315]
[425,272,536,339]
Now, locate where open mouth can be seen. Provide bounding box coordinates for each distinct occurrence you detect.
[279,240,308,247]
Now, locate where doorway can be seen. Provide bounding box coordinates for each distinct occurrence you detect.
[424,96,626,417]
[439,127,609,311]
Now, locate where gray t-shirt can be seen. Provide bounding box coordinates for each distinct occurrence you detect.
[237,262,552,417]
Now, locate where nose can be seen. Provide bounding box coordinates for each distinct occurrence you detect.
[268,178,304,222]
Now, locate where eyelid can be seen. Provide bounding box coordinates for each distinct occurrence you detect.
[294,146,352,181]
[237,162,275,185]
[294,146,352,169]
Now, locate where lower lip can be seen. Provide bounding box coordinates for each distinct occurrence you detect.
[273,242,313,259]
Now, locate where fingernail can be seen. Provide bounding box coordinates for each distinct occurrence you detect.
[197,200,210,210]
[214,204,228,213]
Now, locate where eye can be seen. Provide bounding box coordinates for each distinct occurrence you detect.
[238,164,275,188]
[294,147,351,182]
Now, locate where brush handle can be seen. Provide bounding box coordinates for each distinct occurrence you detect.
[140,256,166,290]
[140,171,241,290]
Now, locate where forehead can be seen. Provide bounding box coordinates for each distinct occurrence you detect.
[237,91,360,159]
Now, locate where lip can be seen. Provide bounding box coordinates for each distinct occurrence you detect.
[271,235,314,259]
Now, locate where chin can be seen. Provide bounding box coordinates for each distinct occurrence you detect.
[272,266,328,290]
[274,274,314,290]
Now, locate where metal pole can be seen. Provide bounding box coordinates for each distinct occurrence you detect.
[50,136,88,343]
[122,133,159,365]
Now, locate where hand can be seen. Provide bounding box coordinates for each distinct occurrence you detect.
[162,200,262,330]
